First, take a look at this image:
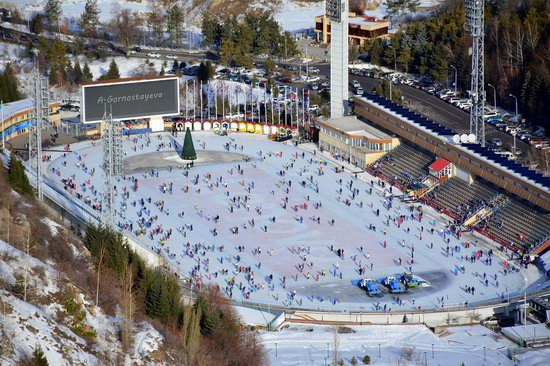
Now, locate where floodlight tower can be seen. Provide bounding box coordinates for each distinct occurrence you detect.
[466,0,485,146]
[101,108,124,228]
[327,0,349,118]
[29,67,49,201]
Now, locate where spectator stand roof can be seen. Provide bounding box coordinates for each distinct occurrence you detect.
[360,93,550,192]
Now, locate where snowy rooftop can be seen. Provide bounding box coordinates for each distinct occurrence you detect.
[1,98,33,121]
[322,116,393,140]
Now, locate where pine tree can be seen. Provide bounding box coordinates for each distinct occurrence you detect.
[0,63,22,102]
[29,14,44,35]
[73,59,83,84]
[160,65,165,75]
[197,61,214,82]
[181,128,197,160]
[31,344,49,366]
[7,153,34,196]
[43,0,61,29]
[79,0,100,37]
[100,59,120,80]
[82,63,93,82]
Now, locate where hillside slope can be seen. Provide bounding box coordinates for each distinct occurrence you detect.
[0,239,166,365]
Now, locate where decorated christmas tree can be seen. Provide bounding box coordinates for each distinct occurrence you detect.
[181,127,197,160]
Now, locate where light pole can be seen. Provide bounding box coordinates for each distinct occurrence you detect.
[512,130,517,157]
[483,346,486,361]
[1,100,4,150]
[523,277,527,348]
[487,83,497,113]
[509,93,519,117]
[450,65,457,95]
[388,45,397,101]
[388,45,397,73]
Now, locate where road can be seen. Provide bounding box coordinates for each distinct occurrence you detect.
[0,22,529,156]
[315,64,530,156]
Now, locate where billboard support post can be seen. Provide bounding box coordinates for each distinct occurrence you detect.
[101,108,123,228]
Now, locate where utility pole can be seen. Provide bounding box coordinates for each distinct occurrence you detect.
[450,64,457,95]
[488,83,497,113]
[509,93,519,117]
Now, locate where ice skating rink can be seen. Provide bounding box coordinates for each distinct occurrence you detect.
[46,131,538,311]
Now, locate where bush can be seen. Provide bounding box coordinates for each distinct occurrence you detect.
[362,354,371,364]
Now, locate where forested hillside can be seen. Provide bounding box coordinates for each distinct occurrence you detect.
[363,0,550,128]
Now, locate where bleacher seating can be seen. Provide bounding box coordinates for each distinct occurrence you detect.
[369,143,433,187]
[479,199,550,252]
[426,177,500,222]
[362,93,550,190]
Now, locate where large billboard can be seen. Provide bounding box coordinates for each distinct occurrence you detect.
[81,76,180,123]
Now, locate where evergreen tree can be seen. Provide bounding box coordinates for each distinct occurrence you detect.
[172,59,179,71]
[24,40,34,58]
[73,59,83,84]
[166,3,184,48]
[197,61,214,82]
[0,63,22,102]
[30,344,49,366]
[159,65,165,75]
[373,79,403,103]
[79,0,100,37]
[7,154,34,196]
[100,59,120,80]
[82,63,93,82]
[181,128,197,160]
[43,0,62,29]
[29,14,44,35]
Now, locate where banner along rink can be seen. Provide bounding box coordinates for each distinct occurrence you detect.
[45,131,537,311]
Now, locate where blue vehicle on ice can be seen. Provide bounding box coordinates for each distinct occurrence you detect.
[352,278,382,297]
[379,276,406,294]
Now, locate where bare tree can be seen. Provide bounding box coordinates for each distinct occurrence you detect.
[524,18,540,53]
[95,241,107,306]
[108,6,144,53]
[121,263,135,351]
[146,0,166,47]
[23,232,35,302]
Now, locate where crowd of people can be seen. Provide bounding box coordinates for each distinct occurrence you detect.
[45,131,527,311]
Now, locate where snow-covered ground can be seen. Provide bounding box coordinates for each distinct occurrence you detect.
[11,0,149,22]
[43,132,539,312]
[0,239,166,365]
[260,323,549,366]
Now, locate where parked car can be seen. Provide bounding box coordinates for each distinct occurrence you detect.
[354,86,364,96]
[351,80,361,88]
[490,138,503,147]
[147,52,161,58]
[165,54,177,59]
[310,83,319,90]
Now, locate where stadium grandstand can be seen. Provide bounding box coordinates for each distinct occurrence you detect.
[349,93,550,256]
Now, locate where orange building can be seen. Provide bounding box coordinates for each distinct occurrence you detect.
[315,13,389,46]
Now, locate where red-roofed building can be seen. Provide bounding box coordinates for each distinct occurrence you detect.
[429,157,452,180]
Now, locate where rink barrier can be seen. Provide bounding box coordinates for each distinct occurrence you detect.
[3,142,546,325]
